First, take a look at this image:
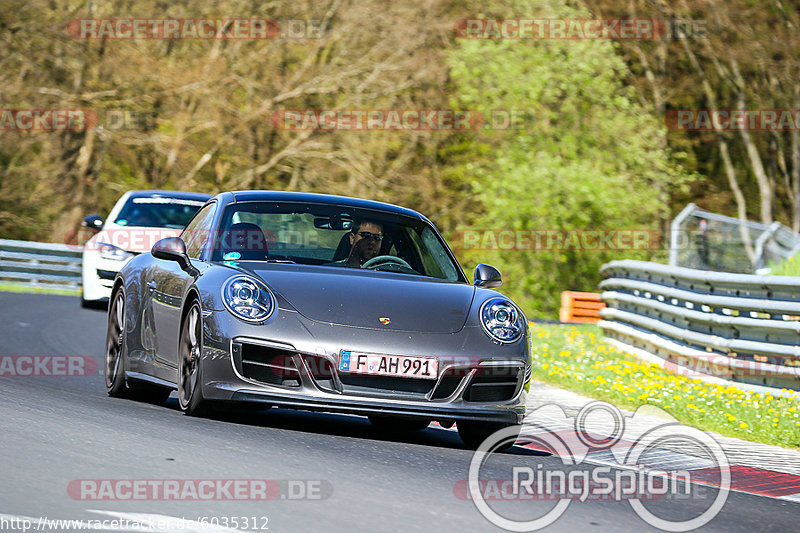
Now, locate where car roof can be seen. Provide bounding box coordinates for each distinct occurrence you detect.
[227,190,425,220]
[127,190,212,202]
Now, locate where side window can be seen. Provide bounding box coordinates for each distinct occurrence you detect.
[182,203,216,259]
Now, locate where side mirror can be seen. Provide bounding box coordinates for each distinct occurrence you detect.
[82,214,104,231]
[152,237,198,276]
[474,263,502,288]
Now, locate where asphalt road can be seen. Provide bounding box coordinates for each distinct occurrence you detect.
[0,292,797,532]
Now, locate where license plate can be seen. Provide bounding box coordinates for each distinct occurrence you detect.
[339,351,438,379]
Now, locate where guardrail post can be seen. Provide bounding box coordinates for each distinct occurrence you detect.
[669,203,696,267]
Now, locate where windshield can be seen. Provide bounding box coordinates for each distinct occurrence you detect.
[211,201,464,281]
[114,196,207,229]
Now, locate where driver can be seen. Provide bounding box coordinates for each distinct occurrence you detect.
[346,219,384,267]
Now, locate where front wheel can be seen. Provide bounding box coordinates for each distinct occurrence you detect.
[178,300,211,416]
[105,288,128,397]
[457,421,521,450]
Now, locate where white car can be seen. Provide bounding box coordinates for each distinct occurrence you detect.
[81,190,211,307]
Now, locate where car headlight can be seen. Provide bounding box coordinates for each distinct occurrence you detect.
[98,243,134,261]
[222,275,276,322]
[480,297,524,343]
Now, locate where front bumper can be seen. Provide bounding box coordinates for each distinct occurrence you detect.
[229,390,524,424]
[200,308,530,424]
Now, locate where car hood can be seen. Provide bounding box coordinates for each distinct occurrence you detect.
[246,265,476,333]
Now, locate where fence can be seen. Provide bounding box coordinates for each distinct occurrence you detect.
[0,239,82,291]
[599,259,800,392]
[670,202,800,274]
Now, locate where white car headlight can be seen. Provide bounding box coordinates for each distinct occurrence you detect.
[480,297,524,343]
[98,243,134,261]
[222,276,276,322]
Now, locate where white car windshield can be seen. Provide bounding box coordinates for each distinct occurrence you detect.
[114,197,206,228]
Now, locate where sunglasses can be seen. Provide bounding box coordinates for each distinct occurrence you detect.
[354,231,383,241]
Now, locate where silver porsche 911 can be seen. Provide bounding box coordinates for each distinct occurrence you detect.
[106,191,531,447]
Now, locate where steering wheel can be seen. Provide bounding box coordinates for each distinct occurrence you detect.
[362,255,413,270]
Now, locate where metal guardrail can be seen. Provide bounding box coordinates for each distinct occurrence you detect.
[0,239,82,290]
[599,259,800,392]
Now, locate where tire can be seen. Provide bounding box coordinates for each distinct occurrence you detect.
[368,415,430,431]
[457,421,521,450]
[105,286,171,404]
[178,300,211,416]
[105,287,128,397]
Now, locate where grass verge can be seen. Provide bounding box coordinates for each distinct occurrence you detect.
[0,283,80,296]
[530,322,800,449]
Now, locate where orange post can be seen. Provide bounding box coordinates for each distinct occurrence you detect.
[559,291,605,323]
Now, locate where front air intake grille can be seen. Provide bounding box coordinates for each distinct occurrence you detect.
[235,342,301,387]
[464,365,521,402]
[430,368,466,400]
[303,355,337,391]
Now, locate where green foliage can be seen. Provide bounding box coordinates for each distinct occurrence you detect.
[446,0,692,317]
[0,0,458,241]
[768,253,800,277]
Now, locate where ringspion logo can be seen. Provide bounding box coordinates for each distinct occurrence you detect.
[464,402,730,531]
